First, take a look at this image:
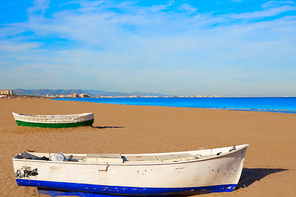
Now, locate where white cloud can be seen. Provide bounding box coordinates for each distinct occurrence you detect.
[262,1,295,8]
[27,0,50,14]
[227,5,296,19]
[78,0,105,12]
[0,41,41,52]
[150,1,173,12]
[178,3,197,14]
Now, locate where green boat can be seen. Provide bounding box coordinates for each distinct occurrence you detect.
[12,112,94,128]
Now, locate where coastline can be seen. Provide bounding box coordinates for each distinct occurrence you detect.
[1,98,296,197]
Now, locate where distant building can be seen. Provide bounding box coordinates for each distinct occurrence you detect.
[0,89,13,95]
[46,94,52,97]
[66,93,79,98]
[79,93,90,98]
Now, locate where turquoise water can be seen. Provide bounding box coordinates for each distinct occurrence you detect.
[52,97,296,114]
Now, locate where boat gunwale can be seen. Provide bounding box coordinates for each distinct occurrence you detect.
[12,144,249,166]
[12,112,94,116]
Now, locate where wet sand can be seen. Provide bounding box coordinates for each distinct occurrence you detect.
[1,98,295,197]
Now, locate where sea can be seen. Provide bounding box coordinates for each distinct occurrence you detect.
[52,97,296,114]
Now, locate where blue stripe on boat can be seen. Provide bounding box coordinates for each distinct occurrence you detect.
[16,179,236,196]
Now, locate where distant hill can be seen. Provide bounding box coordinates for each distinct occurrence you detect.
[12,89,88,96]
[12,89,169,97]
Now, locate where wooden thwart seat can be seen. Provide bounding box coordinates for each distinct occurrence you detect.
[85,154,123,163]
[122,153,197,163]
[123,155,160,163]
[157,153,197,162]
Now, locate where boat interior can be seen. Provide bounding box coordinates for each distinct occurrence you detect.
[13,145,241,164]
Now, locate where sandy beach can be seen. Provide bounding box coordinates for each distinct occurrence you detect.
[1,98,296,197]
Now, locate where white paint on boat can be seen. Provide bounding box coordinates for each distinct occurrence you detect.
[12,112,94,123]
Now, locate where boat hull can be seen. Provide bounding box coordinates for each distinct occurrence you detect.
[12,145,248,196]
[15,119,94,128]
[18,180,236,196]
[12,112,94,128]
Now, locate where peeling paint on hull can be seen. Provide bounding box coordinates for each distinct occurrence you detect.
[15,119,94,128]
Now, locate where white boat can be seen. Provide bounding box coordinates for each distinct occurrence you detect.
[12,144,248,196]
[12,112,94,128]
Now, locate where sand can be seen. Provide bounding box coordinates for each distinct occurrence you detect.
[0,98,296,197]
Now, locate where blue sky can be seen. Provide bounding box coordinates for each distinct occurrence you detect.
[0,0,296,96]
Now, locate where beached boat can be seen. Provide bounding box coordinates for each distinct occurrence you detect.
[12,144,248,196]
[12,112,94,128]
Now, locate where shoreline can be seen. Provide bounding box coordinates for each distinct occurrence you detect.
[1,98,296,196]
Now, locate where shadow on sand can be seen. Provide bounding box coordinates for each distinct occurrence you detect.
[236,168,288,189]
[92,126,125,129]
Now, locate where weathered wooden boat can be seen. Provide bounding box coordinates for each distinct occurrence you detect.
[12,144,248,196]
[12,112,94,128]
